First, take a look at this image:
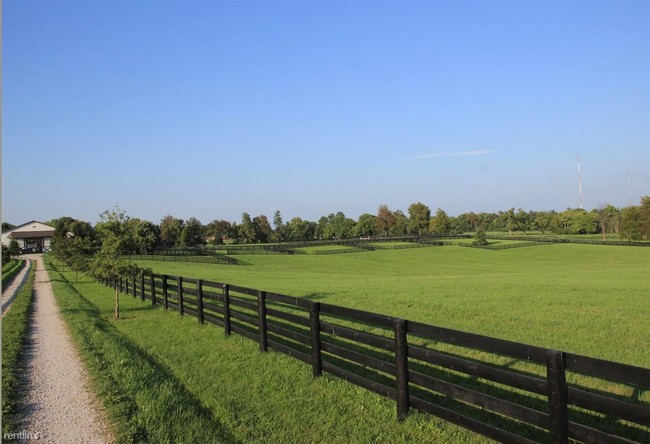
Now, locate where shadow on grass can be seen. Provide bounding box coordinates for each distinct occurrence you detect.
[50,266,240,443]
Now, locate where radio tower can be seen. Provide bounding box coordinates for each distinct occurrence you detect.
[577,153,583,209]
[628,171,632,206]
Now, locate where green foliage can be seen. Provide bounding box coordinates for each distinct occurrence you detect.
[407,202,430,235]
[621,196,650,240]
[2,265,35,434]
[91,208,150,319]
[472,228,488,246]
[159,214,184,247]
[429,208,451,234]
[7,239,22,257]
[354,213,377,237]
[179,217,205,247]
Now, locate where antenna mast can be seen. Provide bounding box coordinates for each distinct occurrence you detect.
[577,152,583,209]
[628,171,632,206]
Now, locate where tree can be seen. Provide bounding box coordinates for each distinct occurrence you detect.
[253,215,273,243]
[272,210,286,242]
[286,217,314,241]
[376,205,395,237]
[238,213,256,244]
[7,239,21,257]
[90,208,148,319]
[2,222,16,232]
[429,208,451,234]
[408,202,431,235]
[534,211,554,234]
[391,210,408,235]
[473,228,488,246]
[206,219,234,244]
[159,215,184,247]
[355,213,377,238]
[329,212,355,240]
[620,206,642,240]
[180,217,205,247]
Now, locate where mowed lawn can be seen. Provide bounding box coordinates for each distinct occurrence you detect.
[136,244,650,368]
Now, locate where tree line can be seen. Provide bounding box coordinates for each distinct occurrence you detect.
[37,197,649,256]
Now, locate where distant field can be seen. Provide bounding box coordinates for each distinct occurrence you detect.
[135,243,650,368]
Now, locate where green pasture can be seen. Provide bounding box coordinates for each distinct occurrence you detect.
[45,257,483,443]
[135,244,650,368]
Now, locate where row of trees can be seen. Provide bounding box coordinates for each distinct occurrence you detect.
[42,198,650,256]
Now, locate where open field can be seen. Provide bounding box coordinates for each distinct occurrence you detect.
[135,244,650,368]
[45,257,485,443]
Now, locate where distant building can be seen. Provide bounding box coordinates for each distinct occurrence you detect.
[1,221,56,253]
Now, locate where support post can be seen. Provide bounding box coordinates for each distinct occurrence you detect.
[197,280,204,324]
[177,276,184,316]
[309,302,322,377]
[546,350,568,443]
[223,284,231,336]
[394,318,410,421]
[133,274,137,298]
[258,290,268,352]
[162,275,168,309]
[140,271,145,301]
[150,274,156,305]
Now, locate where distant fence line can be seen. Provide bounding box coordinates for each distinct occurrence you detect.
[124,234,649,266]
[101,271,650,443]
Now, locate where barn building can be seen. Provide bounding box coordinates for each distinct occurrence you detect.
[1,221,56,253]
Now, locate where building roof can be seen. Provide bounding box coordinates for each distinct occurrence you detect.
[2,221,56,240]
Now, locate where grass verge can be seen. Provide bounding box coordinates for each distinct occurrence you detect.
[1,262,35,434]
[44,255,487,443]
[2,259,25,289]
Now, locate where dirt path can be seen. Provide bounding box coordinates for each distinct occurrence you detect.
[14,255,113,443]
[1,257,32,316]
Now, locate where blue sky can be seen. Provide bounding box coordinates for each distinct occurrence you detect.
[3,0,649,225]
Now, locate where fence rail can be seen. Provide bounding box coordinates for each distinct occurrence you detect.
[104,272,650,443]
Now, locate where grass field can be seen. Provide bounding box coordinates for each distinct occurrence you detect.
[45,257,485,443]
[45,244,649,442]
[135,243,650,368]
[2,262,35,434]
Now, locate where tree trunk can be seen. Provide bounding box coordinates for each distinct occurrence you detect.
[114,284,120,320]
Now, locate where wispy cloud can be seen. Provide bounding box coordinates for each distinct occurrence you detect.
[409,149,495,160]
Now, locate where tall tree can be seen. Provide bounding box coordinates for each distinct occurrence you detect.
[355,213,377,238]
[159,215,184,247]
[180,217,205,247]
[253,215,273,243]
[90,208,147,319]
[408,202,431,235]
[376,205,395,236]
[238,213,256,244]
[429,208,451,234]
[206,219,234,244]
[272,210,286,242]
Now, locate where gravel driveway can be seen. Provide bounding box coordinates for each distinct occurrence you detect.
[11,255,113,443]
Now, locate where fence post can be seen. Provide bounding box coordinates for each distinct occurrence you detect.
[258,290,268,352]
[223,284,231,336]
[133,274,137,298]
[140,271,145,301]
[309,302,322,377]
[197,280,204,324]
[546,350,568,443]
[177,276,184,316]
[162,275,168,309]
[150,274,156,305]
[394,318,410,421]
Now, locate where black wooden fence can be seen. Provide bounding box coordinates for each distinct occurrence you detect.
[104,273,650,443]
